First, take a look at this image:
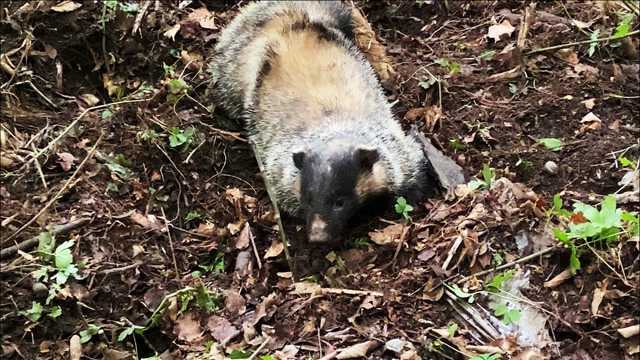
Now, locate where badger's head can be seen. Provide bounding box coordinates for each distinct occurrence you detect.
[292,145,388,243]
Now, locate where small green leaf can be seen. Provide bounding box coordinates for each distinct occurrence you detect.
[485,270,515,292]
[618,155,637,170]
[47,305,62,319]
[569,244,581,274]
[613,13,633,39]
[37,231,55,257]
[185,211,202,222]
[478,50,496,61]
[447,284,475,303]
[538,138,563,151]
[167,78,189,95]
[117,325,144,342]
[447,322,458,337]
[467,179,485,191]
[21,301,43,322]
[481,164,495,187]
[100,109,113,120]
[79,324,103,344]
[260,356,276,360]
[228,349,252,359]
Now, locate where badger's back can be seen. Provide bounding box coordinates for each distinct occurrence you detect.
[209,1,428,213]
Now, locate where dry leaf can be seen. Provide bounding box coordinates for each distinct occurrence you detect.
[206,315,239,344]
[290,282,322,295]
[187,8,216,29]
[235,222,251,249]
[574,63,599,77]
[264,241,284,258]
[579,112,602,133]
[69,335,81,360]
[618,325,640,338]
[487,20,516,42]
[224,290,246,316]
[368,223,403,245]
[174,313,203,343]
[591,282,607,315]
[196,222,217,237]
[555,48,579,65]
[543,268,573,288]
[57,152,77,171]
[130,211,163,231]
[163,24,181,41]
[51,1,82,12]
[581,98,596,110]
[79,94,100,107]
[336,340,379,359]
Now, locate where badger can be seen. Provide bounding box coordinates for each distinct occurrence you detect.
[208,1,431,243]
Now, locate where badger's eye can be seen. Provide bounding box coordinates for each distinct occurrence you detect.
[333,198,345,208]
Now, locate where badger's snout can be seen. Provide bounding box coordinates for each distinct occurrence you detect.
[308,214,330,243]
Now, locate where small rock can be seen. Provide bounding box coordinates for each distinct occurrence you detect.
[384,338,406,353]
[544,161,559,174]
[32,282,48,297]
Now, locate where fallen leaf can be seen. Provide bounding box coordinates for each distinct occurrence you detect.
[163,24,181,41]
[130,211,163,232]
[578,112,602,133]
[69,335,81,360]
[368,223,403,245]
[581,112,601,124]
[290,282,322,295]
[571,19,593,29]
[51,0,82,12]
[487,20,516,42]
[174,313,203,343]
[196,222,217,237]
[206,315,239,344]
[235,222,251,249]
[336,340,379,359]
[132,244,144,257]
[57,152,77,171]
[224,290,246,316]
[574,63,599,77]
[591,282,607,315]
[187,7,216,29]
[234,250,252,278]
[555,48,579,65]
[264,241,284,258]
[543,268,573,288]
[618,325,640,338]
[581,98,596,110]
[79,94,100,107]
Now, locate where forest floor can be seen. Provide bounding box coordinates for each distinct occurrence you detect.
[1,1,639,359]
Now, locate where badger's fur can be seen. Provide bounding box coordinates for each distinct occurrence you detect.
[209,1,430,242]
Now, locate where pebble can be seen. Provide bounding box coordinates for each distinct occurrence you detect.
[544,161,559,174]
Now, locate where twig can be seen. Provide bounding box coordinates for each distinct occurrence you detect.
[4,134,103,243]
[160,207,181,282]
[380,223,410,270]
[154,143,185,180]
[98,261,142,275]
[526,29,640,55]
[247,336,271,360]
[249,140,297,280]
[456,245,557,284]
[318,288,383,297]
[0,217,91,258]
[248,224,262,270]
[30,143,48,190]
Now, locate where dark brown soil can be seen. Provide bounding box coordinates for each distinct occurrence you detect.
[1,1,638,359]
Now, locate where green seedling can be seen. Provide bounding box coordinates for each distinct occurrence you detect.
[435,58,461,75]
[105,154,134,180]
[468,164,495,191]
[348,237,372,248]
[491,302,521,325]
[470,353,501,360]
[478,50,496,61]
[394,196,414,221]
[418,74,439,90]
[79,324,103,344]
[618,155,637,170]
[168,127,195,149]
[117,324,145,342]
[446,283,475,303]
[484,269,515,293]
[21,301,43,322]
[613,13,634,39]
[166,78,190,104]
[537,138,563,151]
[447,322,458,337]
[588,29,600,57]
[185,210,202,222]
[449,138,465,151]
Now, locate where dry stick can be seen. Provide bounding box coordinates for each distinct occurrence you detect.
[526,29,640,55]
[98,261,142,275]
[0,217,91,258]
[160,207,181,282]
[4,134,103,243]
[247,336,271,360]
[30,143,48,190]
[318,287,383,297]
[249,141,297,281]
[456,245,557,284]
[381,223,410,271]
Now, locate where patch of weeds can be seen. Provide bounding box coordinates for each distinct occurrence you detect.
[449,138,465,151]
[105,154,134,180]
[552,195,638,274]
[192,251,225,278]
[618,155,637,170]
[468,164,495,191]
[166,78,190,105]
[394,196,414,221]
[137,129,160,144]
[491,252,504,266]
[484,270,515,293]
[79,324,103,344]
[537,138,563,151]
[185,210,203,222]
[612,12,634,39]
[435,58,461,75]
[491,302,521,325]
[178,284,219,314]
[167,127,195,150]
[117,324,145,342]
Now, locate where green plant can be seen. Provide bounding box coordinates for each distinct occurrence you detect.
[618,155,637,170]
[166,78,190,104]
[435,58,461,75]
[394,196,414,221]
[552,195,637,274]
[613,13,634,39]
[137,129,159,143]
[185,210,202,222]
[484,270,515,293]
[105,154,134,180]
[21,301,43,322]
[79,324,103,344]
[449,138,465,151]
[117,324,145,342]
[537,138,563,151]
[446,284,475,303]
[168,127,195,149]
[447,322,458,337]
[478,50,496,61]
[491,302,521,325]
[468,164,495,191]
[491,252,504,266]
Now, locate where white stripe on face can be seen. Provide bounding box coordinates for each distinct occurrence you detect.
[308,214,329,242]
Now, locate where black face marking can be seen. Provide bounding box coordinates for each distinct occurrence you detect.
[296,147,380,243]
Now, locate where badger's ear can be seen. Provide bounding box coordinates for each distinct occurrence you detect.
[355,147,379,171]
[292,151,306,170]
